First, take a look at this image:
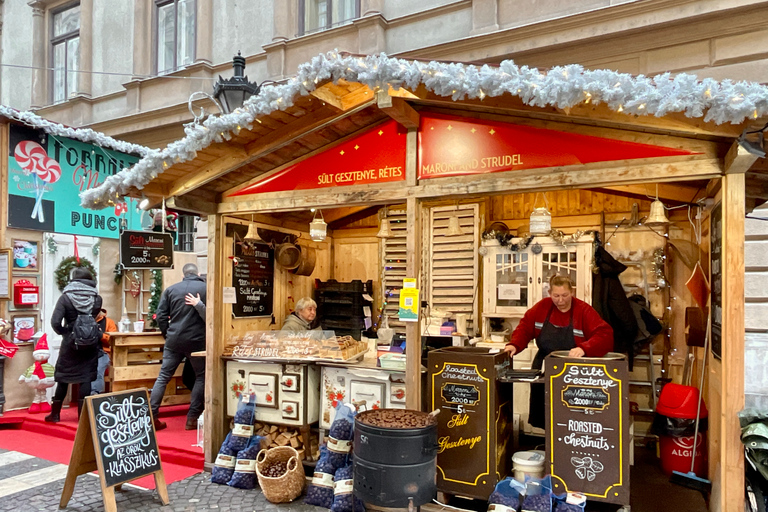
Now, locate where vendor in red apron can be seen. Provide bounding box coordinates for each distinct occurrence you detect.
[504,275,614,429]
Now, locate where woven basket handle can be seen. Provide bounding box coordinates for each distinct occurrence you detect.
[256,449,268,464]
[287,456,298,471]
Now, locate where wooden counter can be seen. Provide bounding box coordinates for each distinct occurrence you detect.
[109,332,190,406]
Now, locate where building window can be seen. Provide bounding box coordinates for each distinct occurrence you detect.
[51,3,80,103]
[176,215,197,252]
[155,0,195,74]
[299,0,359,36]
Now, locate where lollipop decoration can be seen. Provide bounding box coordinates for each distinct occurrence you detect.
[13,141,61,223]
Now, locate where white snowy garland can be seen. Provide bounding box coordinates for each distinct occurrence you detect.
[80,50,768,209]
[0,105,151,158]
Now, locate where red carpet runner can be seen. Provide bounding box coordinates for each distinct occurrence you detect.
[0,404,205,489]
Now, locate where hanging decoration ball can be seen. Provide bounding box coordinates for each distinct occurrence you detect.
[113,263,123,285]
[92,241,101,257]
[54,256,97,292]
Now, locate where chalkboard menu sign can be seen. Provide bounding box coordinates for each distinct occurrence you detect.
[428,347,513,500]
[119,229,174,269]
[60,388,169,510]
[545,353,630,506]
[710,201,722,360]
[91,389,163,486]
[232,241,274,317]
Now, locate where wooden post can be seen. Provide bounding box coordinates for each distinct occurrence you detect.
[405,195,422,411]
[204,213,226,464]
[0,123,8,323]
[711,172,745,512]
[404,128,422,410]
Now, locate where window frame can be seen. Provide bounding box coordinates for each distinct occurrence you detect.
[49,1,81,103]
[153,0,197,75]
[175,214,198,253]
[298,0,361,36]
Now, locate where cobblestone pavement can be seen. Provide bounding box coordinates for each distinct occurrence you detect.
[0,449,326,512]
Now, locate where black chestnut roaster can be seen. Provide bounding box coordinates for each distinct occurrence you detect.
[353,409,438,508]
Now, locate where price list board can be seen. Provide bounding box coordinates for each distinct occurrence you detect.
[545,354,630,506]
[428,347,513,500]
[119,230,174,269]
[232,241,274,318]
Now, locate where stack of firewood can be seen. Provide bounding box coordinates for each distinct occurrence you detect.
[253,421,319,460]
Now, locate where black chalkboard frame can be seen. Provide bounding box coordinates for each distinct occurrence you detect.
[232,240,275,318]
[59,388,169,511]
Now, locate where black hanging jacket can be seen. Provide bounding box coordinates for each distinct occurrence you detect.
[592,246,639,368]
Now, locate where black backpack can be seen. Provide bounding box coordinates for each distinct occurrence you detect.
[71,306,101,351]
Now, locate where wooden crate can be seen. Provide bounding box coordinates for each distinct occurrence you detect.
[109,332,190,406]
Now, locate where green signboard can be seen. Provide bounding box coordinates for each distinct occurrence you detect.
[7,124,144,238]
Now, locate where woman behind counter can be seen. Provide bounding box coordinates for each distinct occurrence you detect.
[504,275,613,429]
[281,297,322,332]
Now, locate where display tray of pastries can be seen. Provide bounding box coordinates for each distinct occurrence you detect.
[222,332,367,362]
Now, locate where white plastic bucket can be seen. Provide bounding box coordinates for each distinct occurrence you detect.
[512,450,545,482]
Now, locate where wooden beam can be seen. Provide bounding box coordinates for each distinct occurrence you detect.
[166,147,248,198]
[166,195,217,215]
[167,100,375,200]
[404,84,744,139]
[596,183,704,205]
[405,196,422,411]
[377,90,420,130]
[204,213,226,464]
[724,139,760,174]
[413,157,723,200]
[715,173,745,511]
[218,157,722,214]
[326,206,380,229]
[219,181,408,213]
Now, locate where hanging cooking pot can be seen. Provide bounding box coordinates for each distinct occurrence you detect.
[292,245,317,276]
[275,243,301,270]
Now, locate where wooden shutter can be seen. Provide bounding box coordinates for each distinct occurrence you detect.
[427,204,480,332]
[380,208,408,333]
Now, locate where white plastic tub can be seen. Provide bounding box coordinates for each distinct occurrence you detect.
[512,450,545,482]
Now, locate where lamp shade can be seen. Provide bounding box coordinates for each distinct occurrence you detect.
[377,218,392,238]
[245,222,259,239]
[309,210,327,242]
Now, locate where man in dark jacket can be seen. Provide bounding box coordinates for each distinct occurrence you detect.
[46,267,104,422]
[150,263,206,431]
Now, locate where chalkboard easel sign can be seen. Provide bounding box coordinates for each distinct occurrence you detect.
[545,353,630,507]
[232,240,274,317]
[59,388,169,512]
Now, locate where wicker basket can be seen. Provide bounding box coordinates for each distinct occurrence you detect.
[256,446,305,503]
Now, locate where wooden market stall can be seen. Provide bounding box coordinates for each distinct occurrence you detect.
[80,53,768,512]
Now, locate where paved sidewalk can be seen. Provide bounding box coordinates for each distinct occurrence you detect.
[0,450,325,512]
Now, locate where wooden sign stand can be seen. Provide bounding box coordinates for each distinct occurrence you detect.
[59,389,169,512]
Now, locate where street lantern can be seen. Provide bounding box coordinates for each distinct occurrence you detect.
[213,51,260,114]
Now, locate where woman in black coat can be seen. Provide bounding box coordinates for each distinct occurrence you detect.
[45,267,104,423]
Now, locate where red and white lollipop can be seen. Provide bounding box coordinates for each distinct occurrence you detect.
[30,156,62,223]
[14,141,47,175]
[36,156,62,184]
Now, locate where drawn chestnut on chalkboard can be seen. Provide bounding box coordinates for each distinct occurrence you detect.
[571,456,604,481]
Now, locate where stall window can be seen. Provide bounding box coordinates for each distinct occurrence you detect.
[155,0,196,74]
[175,215,197,252]
[51,3,80,103]
[299,0,359,36]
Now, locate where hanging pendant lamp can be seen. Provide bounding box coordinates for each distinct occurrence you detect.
[309,209,327,242]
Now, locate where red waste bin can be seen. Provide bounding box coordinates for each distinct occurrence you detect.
[655,383,708,477]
